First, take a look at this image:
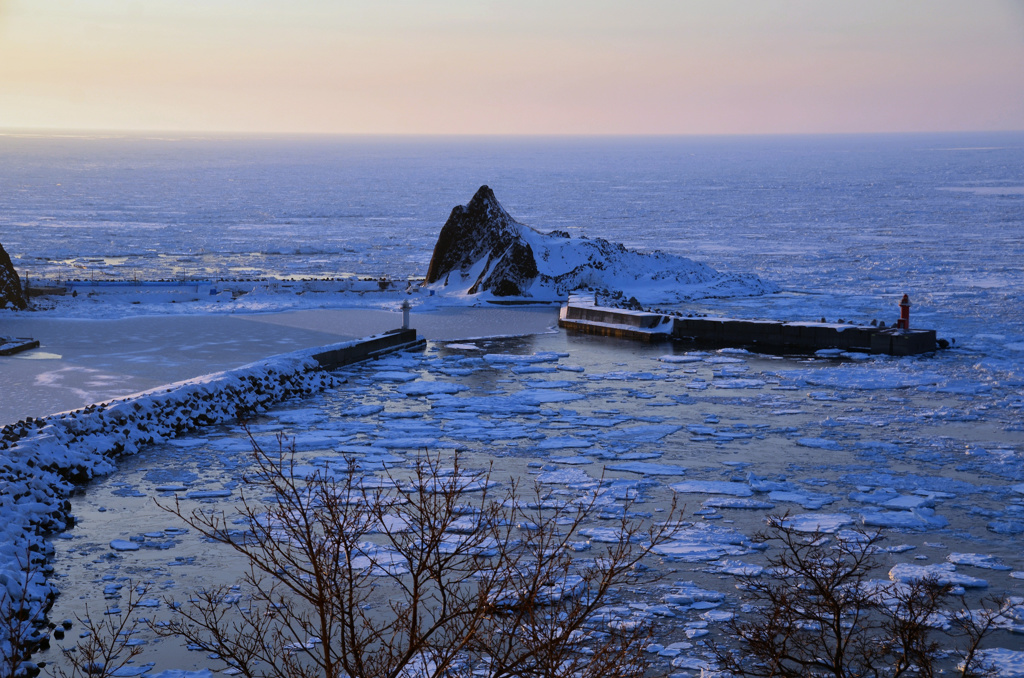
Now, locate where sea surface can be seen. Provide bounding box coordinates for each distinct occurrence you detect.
[2,132,1022,372]
[4,132,1024,674]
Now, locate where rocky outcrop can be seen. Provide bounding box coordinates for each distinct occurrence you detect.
[425,186,539,297]
[424,186,777,303]
[0,242,27,310]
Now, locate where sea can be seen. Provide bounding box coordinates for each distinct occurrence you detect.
[3,132,1024,674]
[2,132,1023,377]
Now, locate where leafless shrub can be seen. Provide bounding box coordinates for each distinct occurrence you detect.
[710,516,1006,678]
[153,436,681,678]
[50,586,148,678]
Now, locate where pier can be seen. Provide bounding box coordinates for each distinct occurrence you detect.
[308,328,425,370]
[559,303,937,356]
[0,337,40,356]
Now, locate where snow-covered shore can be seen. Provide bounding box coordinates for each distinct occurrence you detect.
[0,338,356,666]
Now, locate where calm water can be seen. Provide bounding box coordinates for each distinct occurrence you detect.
[2,132,1023,372]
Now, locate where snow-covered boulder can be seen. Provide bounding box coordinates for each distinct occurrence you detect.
[0,241,27,310]
[424,185,776,303]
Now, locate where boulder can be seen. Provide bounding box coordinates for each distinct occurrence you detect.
[0,241,27,310]
[424,186,777,303]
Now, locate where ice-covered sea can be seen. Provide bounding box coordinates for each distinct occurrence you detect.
[3,133,1024,674]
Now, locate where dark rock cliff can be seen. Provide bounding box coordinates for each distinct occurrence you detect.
[0,242,27,310]
[425,185,539,297]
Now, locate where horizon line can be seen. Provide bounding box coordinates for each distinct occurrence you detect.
[3,128,1024,142]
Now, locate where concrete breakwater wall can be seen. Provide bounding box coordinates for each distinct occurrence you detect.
[0,328,421,669]
[560,304,937,356]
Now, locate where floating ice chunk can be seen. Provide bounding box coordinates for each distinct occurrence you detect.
[747,473,797,492]
[671,481,753,497]
[862,509,949,531]
[889,562,988,588]
[714,379,766,389]
[797,438,843,450]
[110,539,140,552]
[370,371,418,383]
[579,527,638,543]
[784,367,944,390]
[185,489,232,499]
[338,405,385,417]
[653,523,754,562]
[713,559,763,576]
[658,355,704,364]
[988,520,1024,535]
[603,424,681,442]
[1012,484,1024,495]
[768,490,837,509]
[969,649,1024,677]
[524,380,575,389]
[484,352,563,365]
[537,436,593,450]
[815,349,844,357]
[946,553,1012,570]
[154,484,189,492]
[445,343,480,350]
[378,437,442,449]
[149,671,215,678]
[548,455,593,465]
[606,462,686,476]
[705,356,745,364]
[841,352,871,361]
[703,497,775,510]
[881,495,936,510]
[514,389,585,404]
[512,365,557,374]
[535,468,597,487]
[849,489,900,504]
[779,513,854,533]
[662,581,726,605]
[398,382,468,397]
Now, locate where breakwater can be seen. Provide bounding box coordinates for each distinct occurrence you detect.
[0,329,421,670]
[559,303,938,356]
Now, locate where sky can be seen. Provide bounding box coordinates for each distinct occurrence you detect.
[1,0,1022,136]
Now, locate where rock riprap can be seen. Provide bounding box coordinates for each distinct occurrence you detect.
[424,186,776,302]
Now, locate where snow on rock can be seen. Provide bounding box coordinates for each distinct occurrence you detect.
[423,186,776,303]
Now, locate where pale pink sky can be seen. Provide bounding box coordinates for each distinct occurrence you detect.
[1,0,1022,135]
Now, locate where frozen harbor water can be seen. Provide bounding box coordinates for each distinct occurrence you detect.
[38,330,1024,675]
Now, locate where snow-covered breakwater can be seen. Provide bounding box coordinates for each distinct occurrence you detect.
[0,332,425,669]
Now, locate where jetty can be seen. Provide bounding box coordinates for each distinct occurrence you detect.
[558,302,937,356]
[0,337,40,356]
[309,328,425,370]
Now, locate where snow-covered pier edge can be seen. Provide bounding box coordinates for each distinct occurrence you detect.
[0,329,423,667]
[559,302,939,356]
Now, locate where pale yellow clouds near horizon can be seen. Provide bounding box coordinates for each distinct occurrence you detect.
[1,0,1022,135]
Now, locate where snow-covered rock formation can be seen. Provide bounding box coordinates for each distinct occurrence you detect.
[0,242,27,310]
[424,186,776,303]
